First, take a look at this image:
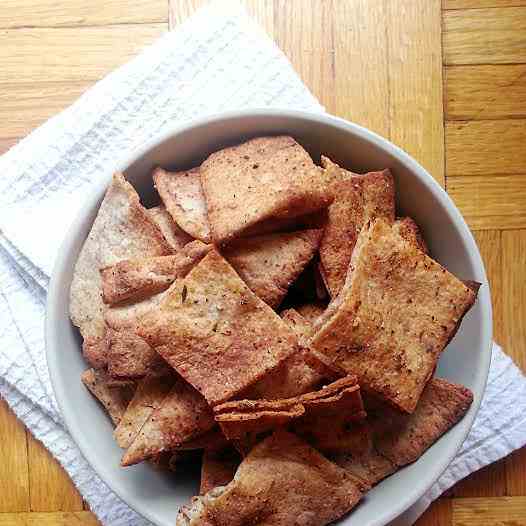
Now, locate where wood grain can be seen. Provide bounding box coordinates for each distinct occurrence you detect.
[444,0,526,8]
[0,24,166,84]
[0,511,100,525]
[0,0,167,28]
[447,175,526,230]
[387,0,445,185]
[415,498,452,526]
[445,65,526,120]
[446,120,526,176]
[0,82,90,137]
[0,137,19,155]
[443,7,526,65]
[0,400,29,512]
[452,496,526,525]
[27,434,83,512]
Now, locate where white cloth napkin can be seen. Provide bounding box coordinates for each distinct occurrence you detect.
[0,2,524,525]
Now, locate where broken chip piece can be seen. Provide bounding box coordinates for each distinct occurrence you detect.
[148,205,192,252]
[311,219,478,413]
[200,136,332,243]
[137,249,299,406]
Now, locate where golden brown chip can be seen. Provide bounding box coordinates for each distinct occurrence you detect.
[393,216,429,254]
[137,249,299,406]
[148,205,192,252]
[101,241,211,304]
[176,429,365,526]
[70,174,172,368]
[295,302,326,326]
[200,447,241,495]
[200,136,332,244]
[81,368,135,426]
[319,156,395,298]
[223,229,323,309]
[121,376,215,466]
[113,372,175,448]
[311,219,478,413]
[153,167,211,243]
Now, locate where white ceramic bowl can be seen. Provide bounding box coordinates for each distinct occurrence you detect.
[46,109,492,526]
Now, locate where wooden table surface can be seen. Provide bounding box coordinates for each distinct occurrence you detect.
[0,1,525,524]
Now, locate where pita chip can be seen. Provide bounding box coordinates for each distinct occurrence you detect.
[176,429,365,526]
[295,302,326,326]
[200,136,332,244]
[153,167,211,243]
[332,378,473,485]
[319,156,395,298]
[114,372,175,448]
[148,205,192,252]
[223,229,322,309]
[311,219,478,413]
[101,241,211,304]
[81,368,135,426]
[121,376,215,466]
[393,217,428,254]
[137,250,299,406]
[176,427,230,452]
[70,173,171,368]
[200,447,241,495]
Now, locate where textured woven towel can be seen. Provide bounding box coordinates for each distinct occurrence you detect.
[0,2,525,525]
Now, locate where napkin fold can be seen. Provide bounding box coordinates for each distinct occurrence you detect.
[0,2,524,525]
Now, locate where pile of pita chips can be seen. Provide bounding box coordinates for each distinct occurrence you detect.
[70,136,480,524]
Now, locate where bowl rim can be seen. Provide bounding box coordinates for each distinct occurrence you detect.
[46,108,492,526]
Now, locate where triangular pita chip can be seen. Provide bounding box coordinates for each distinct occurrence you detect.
[81,368,135,426]
[121,376,215,466]
[223,229,322,309]
[200,136,332,244]
[70,173,171,368]
[393,216,428,254]
[137,249,299,406]
[148,205,192,252]
[311,219,478,413]
[332,378,473,485]
[318,156,395,297]
[153,167,211,243]
[101,241,211,304]
[176,429,365,526]
[114,372,175,448]
[200,447,241,495]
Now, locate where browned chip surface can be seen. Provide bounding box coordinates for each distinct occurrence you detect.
[70,174,171,368]
[114,373,175,448]
[295,302,326,326]
[148,205,192,252]
[121,376,215,466]
[319,156,395,298]
[81,368,135,426]
[393,216,428,254]
[223,229,322,309]
[176,429,365,526]
[200,136,332,244]
[153,167,211,243]
[101,241,211,304]
[137,249,299,406]
[200,448,241,495]
[311,219,478,413]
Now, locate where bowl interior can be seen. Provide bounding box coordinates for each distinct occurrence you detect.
[46,110,492,526]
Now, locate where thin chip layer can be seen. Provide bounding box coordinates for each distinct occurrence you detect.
[176,429,365,526]
[81,368,135,426]
[200,447,242,495]
[70,174,171,368]
[223,229,323,309]
[121,376,215,466]
[137,250,299,406]
[113,372,175,448]
[311,219,478,413]
[200,136,332,243]
[318,156,395,297]
[153,167,211,243]
[101,241,211,304]
[148,205,192,252]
